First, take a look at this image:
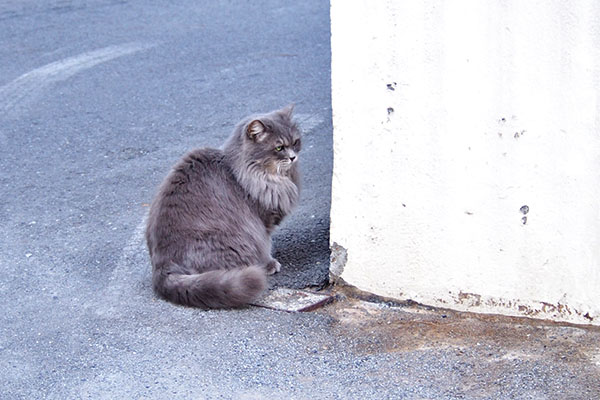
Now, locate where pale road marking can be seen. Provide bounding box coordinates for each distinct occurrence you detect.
[0,42,155,310]
[294,113,324,134]
[97,214,149,317]
[591,349,600,367]
[0,42,153,118]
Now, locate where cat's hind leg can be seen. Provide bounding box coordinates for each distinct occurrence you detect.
[265,259,281,275]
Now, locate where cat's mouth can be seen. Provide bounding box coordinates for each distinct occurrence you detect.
[280,158,297,169]
[267,159,296,175]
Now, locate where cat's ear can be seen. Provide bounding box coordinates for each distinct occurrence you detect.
[280,104,295,119]
[247,120,267,142]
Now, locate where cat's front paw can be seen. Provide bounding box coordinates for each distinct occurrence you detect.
[266,259,281,275]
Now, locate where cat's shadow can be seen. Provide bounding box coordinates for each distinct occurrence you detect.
[270,223,330,289]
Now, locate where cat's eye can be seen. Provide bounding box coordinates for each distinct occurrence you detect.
[275,146,284,152]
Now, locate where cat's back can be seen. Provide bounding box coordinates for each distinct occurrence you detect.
[154,146,243,204]
[171,147,227,184]
[147,147,253,235]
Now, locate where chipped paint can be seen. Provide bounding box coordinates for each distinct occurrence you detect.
[457,292,482,307]
[329,242,348,283]
[448,291,596,326]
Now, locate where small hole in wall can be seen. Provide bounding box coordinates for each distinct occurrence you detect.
[514,130,526,139]
[387,107,394,115]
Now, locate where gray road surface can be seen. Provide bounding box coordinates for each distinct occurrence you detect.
[2,1,599,399]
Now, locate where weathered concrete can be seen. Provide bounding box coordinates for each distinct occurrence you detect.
[253,288,334,312]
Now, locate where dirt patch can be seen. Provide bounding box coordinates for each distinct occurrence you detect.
[318,286,600,397]
[323,287,600,358]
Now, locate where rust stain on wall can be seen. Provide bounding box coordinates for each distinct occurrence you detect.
[457,292,482,307]
[452,291,595,324]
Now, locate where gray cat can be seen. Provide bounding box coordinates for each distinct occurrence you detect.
[146,105,301,308]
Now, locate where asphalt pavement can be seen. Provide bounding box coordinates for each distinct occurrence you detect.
[1,1,599,399]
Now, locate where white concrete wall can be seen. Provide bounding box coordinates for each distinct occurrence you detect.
[330,0,600,325]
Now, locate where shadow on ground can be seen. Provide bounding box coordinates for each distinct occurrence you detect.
[270,223,330,290]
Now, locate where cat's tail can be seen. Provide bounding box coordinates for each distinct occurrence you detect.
[152,261,267,309]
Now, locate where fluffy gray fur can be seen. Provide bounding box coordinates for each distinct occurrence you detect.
[146,105,301,308]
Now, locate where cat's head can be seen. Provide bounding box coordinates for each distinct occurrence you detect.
[233,105,301,176]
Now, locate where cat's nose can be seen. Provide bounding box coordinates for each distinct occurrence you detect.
[289,156,296,162]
